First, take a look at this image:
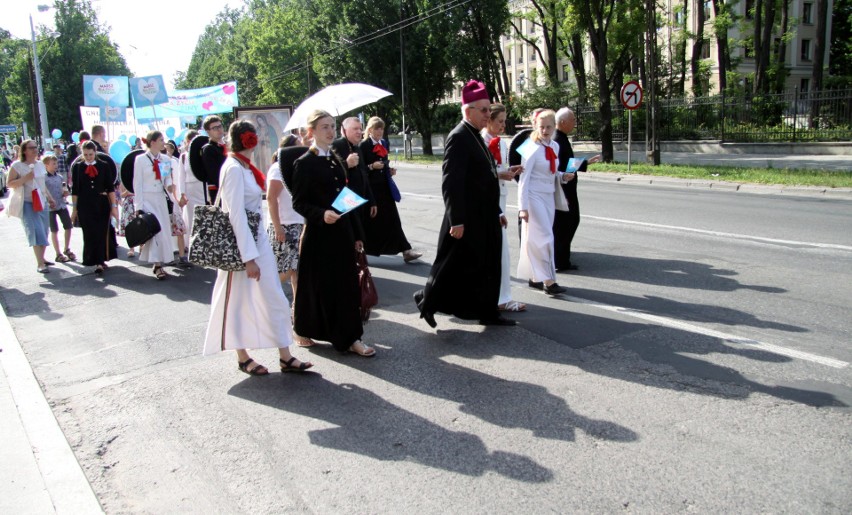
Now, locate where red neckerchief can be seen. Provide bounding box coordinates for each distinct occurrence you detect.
[230,152,266,191]
[544,145,557,174]
[85,164,98,178]
[372,143,388,159]
[152,158,162,181]
[219,142,227,157]
[487,137,502,164]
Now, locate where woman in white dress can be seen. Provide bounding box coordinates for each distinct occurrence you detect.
[517,109,569,295]
[481,103,526,312]
[133,131,176,279]
[203,120,313,375]
[177,130,205,238]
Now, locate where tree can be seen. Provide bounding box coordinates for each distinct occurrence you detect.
[2,0,131,139]
[709,0,735,92]
[571,0,645,162]
[0,29,29,127]
[510,1,562,86]
[453,0,512,102]
[690,0,707,96]
[829,0,852,83]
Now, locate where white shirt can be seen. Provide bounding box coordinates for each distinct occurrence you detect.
[266,162,304,225]
[517,139,562,211]
[133,152,173,212]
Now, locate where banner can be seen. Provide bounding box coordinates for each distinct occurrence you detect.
[83,75,130,108]
[129,75,169,107]
[79,107,182,139]
[99,106,127,122]
[132,81,239,122]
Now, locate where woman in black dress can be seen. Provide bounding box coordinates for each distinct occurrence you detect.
[359,117,422,263]
[291,110,376,357]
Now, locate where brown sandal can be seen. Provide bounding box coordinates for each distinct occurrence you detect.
[238,358,269,376]
[153,266,167,280]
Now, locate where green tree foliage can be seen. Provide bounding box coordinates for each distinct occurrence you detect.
[0,29,29,128]
[2,0,131,139]
[453,0,512,101]
[828,0,852,85]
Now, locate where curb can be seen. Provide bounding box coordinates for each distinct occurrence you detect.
[0,305,103,514]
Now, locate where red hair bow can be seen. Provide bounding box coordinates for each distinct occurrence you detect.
[240,132,258,150]
[373,143,388,159]
[488,137,502,164]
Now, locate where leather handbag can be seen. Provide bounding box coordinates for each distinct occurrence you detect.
[188,194,260,272]
[356,249,378,322]
[124,211,162,248]
[554,174,570,212]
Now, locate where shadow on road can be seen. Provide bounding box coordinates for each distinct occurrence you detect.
[228,377,555,483]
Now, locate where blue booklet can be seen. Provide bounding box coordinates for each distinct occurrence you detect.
[565,158,587,173]
[331,186,368,214]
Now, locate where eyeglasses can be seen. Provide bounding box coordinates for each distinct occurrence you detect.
[209,125,224,131]
[470,107,490,114]
[24,145,37,150]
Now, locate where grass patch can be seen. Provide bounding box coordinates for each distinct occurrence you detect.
[594,162,852,188]
[401,155,852,188]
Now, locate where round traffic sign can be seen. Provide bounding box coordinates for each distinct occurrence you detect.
[620,81,643,110]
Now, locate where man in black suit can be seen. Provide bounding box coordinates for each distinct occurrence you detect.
[200,116,227,203]
[553,107,600,271]
[331,117,376,221]
[414,80,518,327]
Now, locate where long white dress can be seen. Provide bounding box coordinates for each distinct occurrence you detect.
[177,152,206,236]
[133,152,176,263]
[203,156,293,355]
[481,130,512,306]
[517,139,563,283]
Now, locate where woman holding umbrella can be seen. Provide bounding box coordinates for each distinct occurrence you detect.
[291,110,376,357]
[359,116,422,263]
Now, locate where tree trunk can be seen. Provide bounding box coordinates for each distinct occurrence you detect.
[773,0,789,93]
[711,0,729,92]
[753,0,763,93]
[810,0,829,128]
[646,0,661,164]
[691,0,706,96]
[754,0,776,93]
[496,45,510,101]
[678,0,688,95]
[569,33,588,103]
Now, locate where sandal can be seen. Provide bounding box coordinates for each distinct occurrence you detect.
[64,249,76,260]
[153,266,167,280]
[94,265,104,276]
[293,333,317,347]
[238,358,269,376]
[55,254,70,263]
[43,260,55,266]
[126,250,135,258]
[37,266,50,274]
[348,341,376,357]
[498,300,527,312]
[280,357,313,373]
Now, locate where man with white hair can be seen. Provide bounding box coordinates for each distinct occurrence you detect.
[331,117,375,221]
[553,107,599,271]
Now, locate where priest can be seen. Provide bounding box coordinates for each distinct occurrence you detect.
[413,80,516,327]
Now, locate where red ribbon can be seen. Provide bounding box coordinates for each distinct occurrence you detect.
[372,143,388,159]
[152,158,162,181]
[544,145,557,174]
[487,137,502,164]
[230,153,266,192]
[32,190,44,212]
[85,164,98,178]
[219,142,228,156]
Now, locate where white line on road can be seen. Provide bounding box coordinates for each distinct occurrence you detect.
[562,295,849,368]
[405,192,851,251]
[403,190,850,368]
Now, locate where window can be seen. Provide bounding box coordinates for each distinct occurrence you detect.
[530,45,536,61]
[704,0,712,19]
[508,72,513,91]
[674,9,685,26]
[745,0,754,20]
[562,64,571,82]
[801,39,812,61]
[529,20,535,33]
[803,2,813,24]
[744,45,754,58]
[800,78,810,93]
[701,41,711,59]
[518,45,524,63]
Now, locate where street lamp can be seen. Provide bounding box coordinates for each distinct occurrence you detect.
[30,4,52,148]
[516,71,526,93]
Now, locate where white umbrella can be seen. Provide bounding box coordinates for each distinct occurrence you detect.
[283,83,394,131]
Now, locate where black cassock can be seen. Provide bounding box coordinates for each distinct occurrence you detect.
[70,159,117,266]
[201,141,227,203]
[359,138,413,256]
[291,150,365,351]
[332,137,374,237]
[552,129,580,269]
[417,121,502,321]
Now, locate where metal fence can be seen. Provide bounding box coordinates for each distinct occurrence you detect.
[573,88,852,143]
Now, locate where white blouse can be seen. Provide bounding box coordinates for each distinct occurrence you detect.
[219,156,263,264]
[10,160,48,200]
[266,162,304,225]
[517,139,563,211]
[133,152,173,210]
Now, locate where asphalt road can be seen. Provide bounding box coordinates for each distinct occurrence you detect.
[1,166,850,513]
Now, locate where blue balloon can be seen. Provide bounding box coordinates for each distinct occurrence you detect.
[175,129,188,144]
[71,132,80,143]
[165,127,176,139]
[109,140,132,164]
[129,135,137,146]
[117,134,127,142]
[51,128,62,139]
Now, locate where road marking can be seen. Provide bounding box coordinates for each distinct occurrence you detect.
[562,294,849,369]
[403,190,849,368]
[406,192,851,251]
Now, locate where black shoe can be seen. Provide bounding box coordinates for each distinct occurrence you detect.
[528,280,544,290]
[557,264,579,272]
[479,316,517,326]
[413,291,437,328]
[544,283,568,295]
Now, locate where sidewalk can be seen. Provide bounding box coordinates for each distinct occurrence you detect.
[0,304,102,514]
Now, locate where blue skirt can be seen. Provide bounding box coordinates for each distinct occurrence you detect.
[22,201,50,247]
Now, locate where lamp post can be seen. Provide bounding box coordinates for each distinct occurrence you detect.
[516,71,526,93]
[30,5,52,148]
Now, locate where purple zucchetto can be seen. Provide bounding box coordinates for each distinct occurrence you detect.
[461,80,489,104]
